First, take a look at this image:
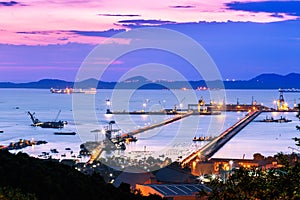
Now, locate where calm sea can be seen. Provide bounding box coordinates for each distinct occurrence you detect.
[0,89,299,161]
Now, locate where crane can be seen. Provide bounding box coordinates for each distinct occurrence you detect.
[53,110,61,122]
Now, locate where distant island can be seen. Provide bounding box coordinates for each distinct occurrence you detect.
[0,73,299,90]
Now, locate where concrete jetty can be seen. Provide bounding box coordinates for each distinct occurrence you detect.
[120,111,194,137]
[181,110,262,167]
[87,111,194,164]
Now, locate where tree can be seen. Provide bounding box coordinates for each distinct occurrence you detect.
[207,154,300,200]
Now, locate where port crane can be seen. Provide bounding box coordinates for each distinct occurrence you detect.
[28,110,67,128]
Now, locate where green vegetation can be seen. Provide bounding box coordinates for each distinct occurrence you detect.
[0,151,161,200]
[205,153,300,200]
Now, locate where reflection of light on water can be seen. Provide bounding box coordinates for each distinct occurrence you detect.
[104,114,113,119]
[271,112,279,117]
[141,114,148,121]
[216,114,225,122]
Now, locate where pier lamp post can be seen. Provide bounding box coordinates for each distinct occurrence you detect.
[229,160,233,171]
[106,99,112,114]
[179,103,183,109]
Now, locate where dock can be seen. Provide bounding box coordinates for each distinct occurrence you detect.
[181,110,262,167]
[120,111,193,137]
[87,112,194,164]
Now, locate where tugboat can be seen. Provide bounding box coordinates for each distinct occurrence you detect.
[28,110,67,129]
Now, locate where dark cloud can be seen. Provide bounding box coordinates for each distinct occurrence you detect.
[0,1,20,6]
[69,29,126,37]
[98,13,141,17]
[17,31,55,35]
[117,19,176,28]
[225,1,300,17]
[169,5,195,8]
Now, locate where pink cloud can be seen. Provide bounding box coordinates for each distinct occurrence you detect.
[0,0,297,45]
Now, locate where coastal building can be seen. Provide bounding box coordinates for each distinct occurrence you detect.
[191,156,280,176]
[136,183,211,200]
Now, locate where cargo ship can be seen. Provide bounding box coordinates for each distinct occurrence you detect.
[50,87,96,94]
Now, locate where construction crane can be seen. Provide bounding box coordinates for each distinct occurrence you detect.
[53,110,61,122]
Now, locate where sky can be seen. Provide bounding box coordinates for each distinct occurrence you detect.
[0,0,299,82]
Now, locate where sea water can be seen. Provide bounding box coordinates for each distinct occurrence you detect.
[0,89,299,161]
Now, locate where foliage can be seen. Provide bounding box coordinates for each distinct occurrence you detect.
[0,187,38,200]
[0,151,162,200]
[207,154,300,200]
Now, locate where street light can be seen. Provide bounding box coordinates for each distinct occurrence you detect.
[229,160,233,170]
[106,99,112,114]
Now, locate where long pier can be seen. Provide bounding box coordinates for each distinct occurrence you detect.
[121,111,194,137]
[181,110,262,167]
[87,112,194,164]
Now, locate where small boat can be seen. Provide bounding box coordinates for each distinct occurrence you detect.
[0,130,3,133]
[193,136,214,142]
[276,116,292,123]
[50,149,59,153]
[54,132,76,135]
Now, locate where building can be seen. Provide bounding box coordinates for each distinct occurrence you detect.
[136,183,211,200]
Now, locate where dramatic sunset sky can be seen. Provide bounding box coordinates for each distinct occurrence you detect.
[0,0,299,82]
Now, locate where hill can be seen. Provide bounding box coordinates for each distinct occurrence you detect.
[0,73,299,89]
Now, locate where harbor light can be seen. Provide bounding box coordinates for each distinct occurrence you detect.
[229,160,233,170]
[179,103,183,108]
[106,99,111,106]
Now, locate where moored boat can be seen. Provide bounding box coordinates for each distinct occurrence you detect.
[255,116,292,123]
[193,136,214,142]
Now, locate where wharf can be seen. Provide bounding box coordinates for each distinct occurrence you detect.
[87,112,193,164]
[108,110,220,115]
[107,104,273,115]
[120,111,193,137]
[181,110,262,167]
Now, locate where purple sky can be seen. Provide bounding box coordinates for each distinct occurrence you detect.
[0,0,299,82]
